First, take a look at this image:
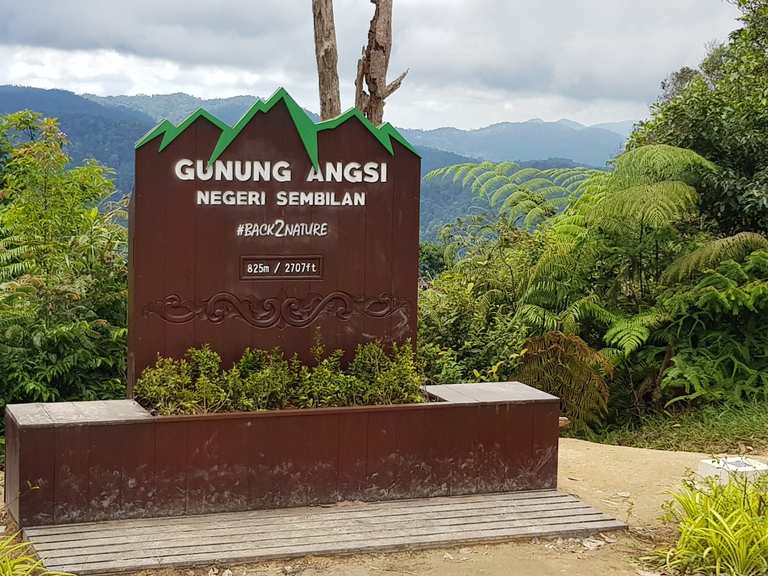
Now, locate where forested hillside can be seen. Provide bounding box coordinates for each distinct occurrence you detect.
[85,93,321,124]
[0,86,154,193]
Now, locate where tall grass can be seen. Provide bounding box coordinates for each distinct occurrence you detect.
[580,401,768,454]
[0,533,70,576]
[659,475,768,576]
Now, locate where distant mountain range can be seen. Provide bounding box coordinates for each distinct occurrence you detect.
[0,85,633,237]
[0,85,154,193]
[85,92,632,167]
[399,119,628,167]
[85,92,321,125]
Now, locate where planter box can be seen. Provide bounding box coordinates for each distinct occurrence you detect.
[5,382,559,527]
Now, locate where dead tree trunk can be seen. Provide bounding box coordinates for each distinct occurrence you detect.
[355,0,408,125]
[312,0,342,120]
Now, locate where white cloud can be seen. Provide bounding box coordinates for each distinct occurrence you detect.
[0,0,742,128]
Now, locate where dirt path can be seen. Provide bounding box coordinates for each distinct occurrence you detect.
[138,439,715,576]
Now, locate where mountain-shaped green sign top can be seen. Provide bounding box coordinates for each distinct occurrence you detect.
[135,87,418,168]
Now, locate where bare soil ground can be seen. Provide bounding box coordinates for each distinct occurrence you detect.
[130,438,719,576]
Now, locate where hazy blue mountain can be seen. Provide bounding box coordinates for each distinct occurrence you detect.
[400,120,625,167]
[591,120,637,140]
[0,85,155,193]
[85,93,321,124]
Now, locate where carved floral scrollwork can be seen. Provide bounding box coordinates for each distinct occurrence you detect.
[143,291,410,329]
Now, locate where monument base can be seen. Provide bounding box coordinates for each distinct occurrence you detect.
[5,382,559,528]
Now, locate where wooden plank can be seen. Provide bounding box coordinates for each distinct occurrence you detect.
[27,498,586,542]
[27,491,625,575]
[27,500,591,548]
[38,513,619,566]
[41,519,625,574]
[425,383,557,404]
[25,489,569,535]
[30,503,599,550]
[25,491,573,536]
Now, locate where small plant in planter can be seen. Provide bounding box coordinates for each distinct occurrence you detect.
[135,340,423,415]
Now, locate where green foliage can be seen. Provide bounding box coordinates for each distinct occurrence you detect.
[629,2,768,233]
[584,401,768,453]
[657,252,768,405]
[658,475,768,576]
[663,232,768,283]
[0,532,70,576]
[0,111,127,409]
[516,332,612,430]
[426,162,597,231]
[135,342,423,415]
[420,140,768,429]
[419,241,451,280]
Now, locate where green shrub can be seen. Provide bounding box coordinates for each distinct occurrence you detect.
[229,350,296,411]
[135,340,423,415]
[657,475,768,576]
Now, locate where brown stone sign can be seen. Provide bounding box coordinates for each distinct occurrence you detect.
[129,88,420,389]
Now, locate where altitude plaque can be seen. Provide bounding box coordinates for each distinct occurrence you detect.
[128,88,420,389]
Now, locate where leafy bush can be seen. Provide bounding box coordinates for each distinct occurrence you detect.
[658,475,768,576]
[135,341,423,416]
[0,111,127,411]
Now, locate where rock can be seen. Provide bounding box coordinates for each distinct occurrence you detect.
[581,537,605,550]
[443,552,455,561]
[208,568,219,576]
[222,570,233,576]
[458,548,471,554]
[616,492,631,498]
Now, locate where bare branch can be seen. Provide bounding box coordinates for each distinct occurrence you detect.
[384,69,408,99]
[354,47,370,113]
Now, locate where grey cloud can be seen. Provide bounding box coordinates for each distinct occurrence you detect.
[0,0,740,118]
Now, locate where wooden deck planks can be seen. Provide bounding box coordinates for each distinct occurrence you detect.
[26,491,625,575]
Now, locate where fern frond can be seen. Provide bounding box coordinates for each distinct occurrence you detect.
[476,175,509,198]
[612,144,715,187]
[515,331,612,429]
[604,310,670,355]
[598,181,698,228]
[509,167,541,184]
[489,182,521,207]
[662,232,768,284]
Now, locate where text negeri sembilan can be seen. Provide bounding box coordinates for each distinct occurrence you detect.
[174,159,388,207]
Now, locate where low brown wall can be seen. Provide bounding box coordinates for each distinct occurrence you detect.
[5,383,559,527]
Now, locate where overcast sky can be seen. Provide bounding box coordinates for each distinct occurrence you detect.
[0,0,741,129]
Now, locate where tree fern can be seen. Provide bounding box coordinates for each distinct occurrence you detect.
[611,144,716,187]
[477,175,509,198]
[597,181,698,229]
[663,232,768,283]
[516,331,612,430]
[489,182,521,207]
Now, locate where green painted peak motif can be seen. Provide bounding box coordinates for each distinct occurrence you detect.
[135,87,418,167]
